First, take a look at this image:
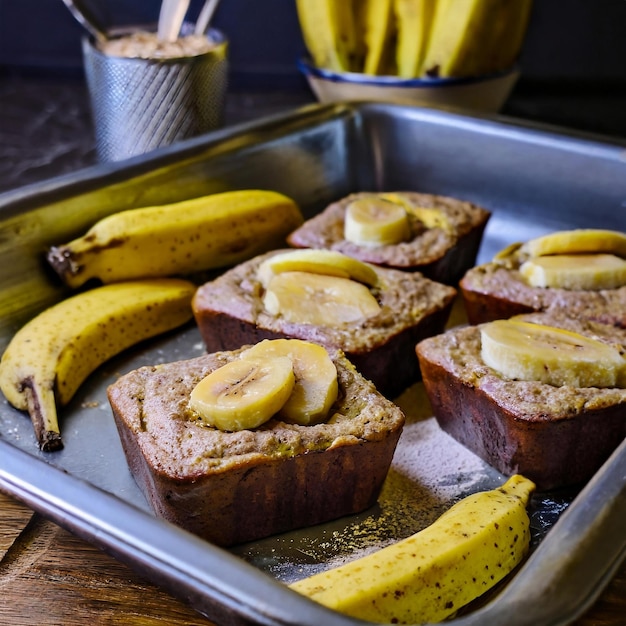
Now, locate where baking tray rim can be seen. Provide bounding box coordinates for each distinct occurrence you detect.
[1,99,625,210]
[0,101,625,626]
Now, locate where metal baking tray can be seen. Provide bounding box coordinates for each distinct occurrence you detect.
[0,102,625,626]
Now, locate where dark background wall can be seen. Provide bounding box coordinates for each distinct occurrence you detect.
[1,0,626,89]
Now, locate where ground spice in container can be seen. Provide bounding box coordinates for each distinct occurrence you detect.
[98,31,218,59]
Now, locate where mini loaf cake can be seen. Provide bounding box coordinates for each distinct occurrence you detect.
[460,228,626,326]
[107,341,405,547]
[286,191,491,285]
[192,249,457,398]
[416,311,626,490]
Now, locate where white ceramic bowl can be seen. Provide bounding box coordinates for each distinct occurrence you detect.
[298,59,520,114]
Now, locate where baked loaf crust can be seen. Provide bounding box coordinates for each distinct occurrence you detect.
[287,191,491,285]
[108,346,405,547]
[416,311,626,490]
[192,249,457,398]
[460,251,626,327]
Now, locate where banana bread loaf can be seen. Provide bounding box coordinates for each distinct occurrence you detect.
[287,191,491,285]
[416,311,626,490]
[107,345,405,546]
[192,249,457,398]
[460,232,626,327]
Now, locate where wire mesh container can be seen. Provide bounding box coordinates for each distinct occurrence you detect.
[82,26,228,162]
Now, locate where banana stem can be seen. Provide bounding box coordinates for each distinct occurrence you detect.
[23,378,63,451]
[46,246,80,282]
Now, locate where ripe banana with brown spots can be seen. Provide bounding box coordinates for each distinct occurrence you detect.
[46,190,303,289]
[0,279,195,451]
[290,474,535,624]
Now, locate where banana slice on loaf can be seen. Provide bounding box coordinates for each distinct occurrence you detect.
[192,248,457,398]
[460,228,626,326]
[287,191,490,285]
[480,318,626,388]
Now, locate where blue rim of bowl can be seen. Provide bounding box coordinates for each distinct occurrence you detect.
[297,58,518,88]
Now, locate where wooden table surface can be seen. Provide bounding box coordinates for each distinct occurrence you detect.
[0,489,624,625]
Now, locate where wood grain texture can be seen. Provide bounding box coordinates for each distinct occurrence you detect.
[0,491,624,626]
[0,493,214,626]
[0,491,34,557]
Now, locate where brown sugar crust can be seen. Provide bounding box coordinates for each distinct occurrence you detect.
[460,258,626,327]
[286,192,491,284]
[192,249,457,398]
[107,346,405,546]
[416,311,626,490]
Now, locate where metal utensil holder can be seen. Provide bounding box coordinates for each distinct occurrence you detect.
[82,27,228,162]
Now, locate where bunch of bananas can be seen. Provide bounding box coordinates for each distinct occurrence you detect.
[296,0,534,78]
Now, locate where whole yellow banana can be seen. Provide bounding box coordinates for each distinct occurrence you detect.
[290,474,535,623]
[481,0,534,75]
[295,0,362,72]
[422,0,533,78]
[0,278,195,451]
[46,190,303,289]
[362,0,396,75]
[394,0,436,78]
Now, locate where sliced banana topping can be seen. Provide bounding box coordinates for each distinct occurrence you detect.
[521,229,626,258]
[379,193,452,232]
[190,356,295,431]
[344,197,411,247]
[263,271,381,326]
[257,249,379,288]
[190,339,340,431]
[409,206,451,232]
[241,339,338,425]
[520,253,626,290]
[493,241,523,262]
[480,319,626,388]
